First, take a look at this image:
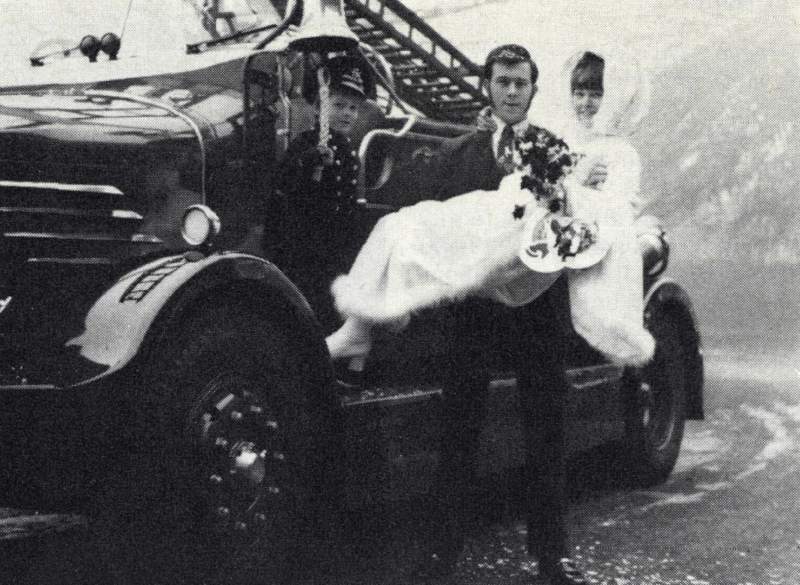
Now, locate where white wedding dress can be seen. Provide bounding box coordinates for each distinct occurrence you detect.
[331,48,655,366]
[331,170,561,322]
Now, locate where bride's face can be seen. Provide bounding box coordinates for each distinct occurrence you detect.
[571,88,603,128]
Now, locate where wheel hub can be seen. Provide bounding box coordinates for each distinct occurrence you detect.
[188,377,287,539]
[232,442,266,486]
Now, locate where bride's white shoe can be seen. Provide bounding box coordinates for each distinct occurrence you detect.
[325,319,373,361]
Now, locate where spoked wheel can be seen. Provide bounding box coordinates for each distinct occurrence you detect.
[89,302,334,585]
[623,314,687,486]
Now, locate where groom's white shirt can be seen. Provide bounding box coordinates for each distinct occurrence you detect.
[491,115,530,159]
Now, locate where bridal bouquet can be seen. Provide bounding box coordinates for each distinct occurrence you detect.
[514,127,574,213]
[512,128,604,268]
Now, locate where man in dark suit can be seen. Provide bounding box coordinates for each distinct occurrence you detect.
[422,45,588,585]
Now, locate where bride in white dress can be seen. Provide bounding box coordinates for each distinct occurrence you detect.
[555,49,655,365]
[326,49,655,366]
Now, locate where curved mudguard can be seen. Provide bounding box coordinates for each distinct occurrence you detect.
[643,277,705,420]
[65,251,329,387]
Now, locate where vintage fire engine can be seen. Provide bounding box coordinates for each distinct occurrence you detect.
[0,0,703,582]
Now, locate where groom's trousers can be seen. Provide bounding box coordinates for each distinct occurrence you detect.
[434,275,571,563]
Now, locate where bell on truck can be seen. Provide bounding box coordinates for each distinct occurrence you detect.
[286,0,359,52]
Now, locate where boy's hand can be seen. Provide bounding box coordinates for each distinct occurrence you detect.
[317,144,335,166]
[299,144,335,168]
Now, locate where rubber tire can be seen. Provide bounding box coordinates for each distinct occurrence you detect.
[623,314,687,487]
[88,301,332,585]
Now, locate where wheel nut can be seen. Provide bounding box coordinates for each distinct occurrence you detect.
[231,410,243,422]
[234,521,247,531]
[268,486,280,495]
[273,452,286,461]
[215,437,229,449]
[209,474,223,485]
[266,420,278,430]
[254,513,267,524]
[249,405,263,415]
[640,382,652,393]
[216,506,230,518]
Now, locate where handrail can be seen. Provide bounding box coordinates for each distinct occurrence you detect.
[356,115,417,203]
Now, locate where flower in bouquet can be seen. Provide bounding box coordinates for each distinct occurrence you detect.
[551,217,599,260]
[514,127,574,212]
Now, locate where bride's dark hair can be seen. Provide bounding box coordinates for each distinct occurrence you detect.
[571,52,604,92]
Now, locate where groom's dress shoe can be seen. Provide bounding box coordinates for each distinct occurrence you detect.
[537,558,588,585]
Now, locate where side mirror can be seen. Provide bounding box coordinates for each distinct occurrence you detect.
[636,215,669,278]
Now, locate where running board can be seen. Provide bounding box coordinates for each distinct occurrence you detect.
[339,363,625,408]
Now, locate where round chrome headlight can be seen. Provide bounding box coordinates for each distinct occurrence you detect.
[181,204,221,247]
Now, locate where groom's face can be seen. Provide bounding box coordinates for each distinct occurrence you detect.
[488,62,536,125]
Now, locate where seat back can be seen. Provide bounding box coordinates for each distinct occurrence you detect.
[357,117,473,209]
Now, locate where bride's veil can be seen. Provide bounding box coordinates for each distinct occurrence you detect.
[558,48,651,138]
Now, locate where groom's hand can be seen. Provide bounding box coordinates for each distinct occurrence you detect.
[475,106,497,132]
[584,162,608,188]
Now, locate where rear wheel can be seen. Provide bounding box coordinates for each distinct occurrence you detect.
[622,313,687,486]
[90,301,334,584]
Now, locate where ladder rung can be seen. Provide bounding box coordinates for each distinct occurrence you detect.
[358,32,390,42]
[392,63,431,71]
[414,87,465,98]
[394,68,442,79]
[405,80,455,89]
[435,101,483,111]
[379,49,414,59]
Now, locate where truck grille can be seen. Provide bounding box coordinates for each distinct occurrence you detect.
[0,180,159,279]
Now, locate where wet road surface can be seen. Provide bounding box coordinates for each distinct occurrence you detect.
[2,348,799,584]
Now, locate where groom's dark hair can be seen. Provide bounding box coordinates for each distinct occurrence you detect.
[484,44,538,84]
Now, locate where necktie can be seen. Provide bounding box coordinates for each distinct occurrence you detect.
[497,124,515,174]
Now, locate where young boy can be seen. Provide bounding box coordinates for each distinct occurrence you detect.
[274,54,373,332]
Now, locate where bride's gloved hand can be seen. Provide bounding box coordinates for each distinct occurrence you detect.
[584,162,608,188]
[573,153,608,189]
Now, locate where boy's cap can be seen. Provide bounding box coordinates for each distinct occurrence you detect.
[303,55,375,103]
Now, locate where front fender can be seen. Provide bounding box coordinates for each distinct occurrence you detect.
[644,277,705,420]
[66,251,326,387]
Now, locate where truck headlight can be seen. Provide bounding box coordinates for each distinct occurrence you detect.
[181,205,221,247]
